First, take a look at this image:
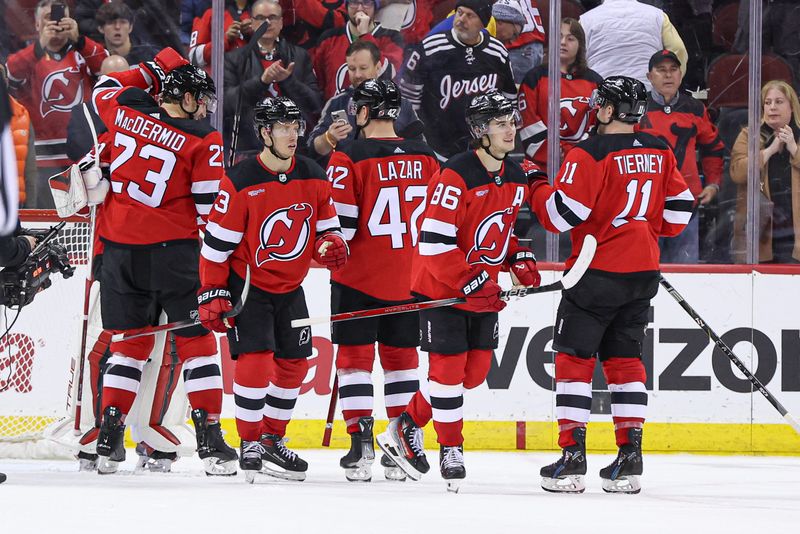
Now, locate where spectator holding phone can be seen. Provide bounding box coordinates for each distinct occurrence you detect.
[223,0,321,157]
[5,0,108,209]
[190,0,256,69]
[308,40,420,162]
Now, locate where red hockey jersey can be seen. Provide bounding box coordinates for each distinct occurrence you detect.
[518,65,603,168]
[5,38,108,167]
[328,137,439,301]
[312,24,404,100]
[396,0,435,45]
[507,0,546,50]
[528,132,693,273]
[412,151,528,309]
[189,7,252,68]
[636,92,724,198]
[91,76,224,246]
[200,155,342,294]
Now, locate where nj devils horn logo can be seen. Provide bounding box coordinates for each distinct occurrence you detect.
[256,203,314,266]
[466,208,515,266]
[40,67,85,117]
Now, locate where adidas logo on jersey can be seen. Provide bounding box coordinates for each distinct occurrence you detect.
[633,140,643,147]
[394,147,405,154]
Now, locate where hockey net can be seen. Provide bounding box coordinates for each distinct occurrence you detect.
[0,209,93,458]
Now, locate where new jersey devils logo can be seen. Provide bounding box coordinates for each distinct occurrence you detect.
[40,67,85,117]
[256,203,313,266]
[466,208,515,266]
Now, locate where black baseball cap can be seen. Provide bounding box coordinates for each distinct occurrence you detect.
[648,49,681,70]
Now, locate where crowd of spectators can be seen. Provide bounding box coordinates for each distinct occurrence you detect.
[0,0,798,264]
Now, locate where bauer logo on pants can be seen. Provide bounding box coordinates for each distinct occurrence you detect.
[256,203,313,266]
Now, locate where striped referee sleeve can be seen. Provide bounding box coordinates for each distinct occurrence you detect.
[0,84,19,236]
[201,221,244,263]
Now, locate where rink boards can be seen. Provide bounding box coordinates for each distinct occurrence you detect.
[2,266,799,454]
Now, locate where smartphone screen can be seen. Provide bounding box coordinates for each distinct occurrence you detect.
[50,3,65,22]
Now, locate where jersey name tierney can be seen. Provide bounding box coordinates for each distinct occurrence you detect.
[613,153,664,175]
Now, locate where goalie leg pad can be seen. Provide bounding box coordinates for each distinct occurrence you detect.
[262,357,308,437]
[234,351,274,441]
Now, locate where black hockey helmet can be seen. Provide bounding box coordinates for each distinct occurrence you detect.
[589,76,648,124]
[253,96,306,138]
[351,79,401,120]
[162,64,217,113]
[466,89,518,139]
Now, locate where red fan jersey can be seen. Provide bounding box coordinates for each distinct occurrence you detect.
[412,151,528,309]
[507,0,546,50]
[200,155,342,294]
[5,38,108,167]
[637,92,724,198]
[312,24,404,100]
[518,65,603,168]
[280,0,347,48]
[528,132,694,273]
[327,137,439,301]
[396,0,435,45]
[91,76,224,246]
[189,7,252,68]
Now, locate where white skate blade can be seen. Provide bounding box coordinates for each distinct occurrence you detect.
[344,462,373,482]
[376,432,423,481]
[602,475,641,494]
[446,479,463,493]
[97,457,120,475]
[245,464,306,482]
[203,457,238,477]
[79,458,98,472]
[384,465,406,481]
[135,456,173,473]
[541,475,586,494]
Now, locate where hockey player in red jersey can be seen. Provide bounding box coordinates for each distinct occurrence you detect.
[89,49,238,476]
[199,97,348,482]
[326,79,439,482]
[527,76,693,494]
[377,90,541,492]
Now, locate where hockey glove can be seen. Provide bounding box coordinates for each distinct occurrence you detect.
[507,247,541,288]
[458,270,506,313]
[522,160,549,191]
[197,287,234,333]
[142,47,189,93]
[314,233,348,272]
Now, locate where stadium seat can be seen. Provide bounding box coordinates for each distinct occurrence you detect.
[712,2,739,52]
[537,0,586,31]
[707,53,794,110]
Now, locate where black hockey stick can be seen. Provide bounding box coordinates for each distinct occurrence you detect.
[292,235,597,328]
[228,20,270,167]
[110,266,251,342]
[659,275,800,434]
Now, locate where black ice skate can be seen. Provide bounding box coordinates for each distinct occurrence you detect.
[540,427,587,494]
[440,445,466,493]
[240,439,266,483]
[77,451,98,472]
[96,406,126,475]
[258,433,308,482]
[376,412,430,481]
[381,453,406,481]
[600,428,643,494]
[340,417,375,482]
[191,408,238,476]
[134,443,177,473]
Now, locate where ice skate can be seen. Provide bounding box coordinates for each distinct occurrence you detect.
[340,417,375,482]
[540,427,587,494]
[96,406,126,475]
[134,443,177,473]
[376,412,429,481]
[600,428,643,494]
[440,445,466,493]
[240,440,266,484]
[258,433,308,481]
[381,453,406,481]
[191,409,238,476]
[77,451,98,472]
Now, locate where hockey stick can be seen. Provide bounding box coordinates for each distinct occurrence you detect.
[292,235,597,328]
[110,266,251,342]
[659,275,800,435]
[321,375,338,447]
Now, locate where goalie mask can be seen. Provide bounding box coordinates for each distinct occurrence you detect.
[589,76,647,124]
[351,79,402,121]
[162,64,217,116]
[253,97,306,160]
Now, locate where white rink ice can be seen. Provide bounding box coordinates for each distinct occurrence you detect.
[1,450,799,534]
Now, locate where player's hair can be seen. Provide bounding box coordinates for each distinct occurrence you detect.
[761,80,800,129]
[562,17,588,77]
[345,39,380,65]
[95,1,135,27]
[35,0,67,20]
[251,0,283,16]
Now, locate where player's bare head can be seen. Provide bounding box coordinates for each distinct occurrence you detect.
[351,79,401,128]
[466,90,519,159]
[590,76,647,128]
[161,64,217,120]
[454,0,492,43]
[345,40,381,88]
[100,55,129,75]
[254,97,305,160]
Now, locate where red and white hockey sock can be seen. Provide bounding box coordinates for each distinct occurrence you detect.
[555,352,595,448]
[336,344,375,434]
[428,352,467,447]
[182,355,223,421]
[378,344,419,420]
[233,351,273,441]
[101,353,146,416]
[405,387,432,427]
[602,357,647,447]
[262,358,308,437]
